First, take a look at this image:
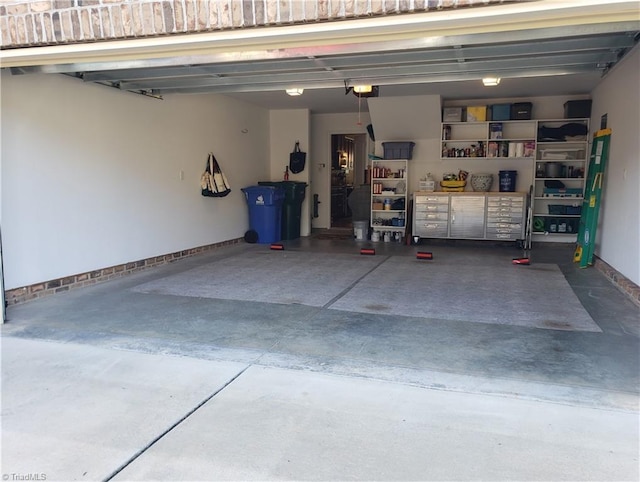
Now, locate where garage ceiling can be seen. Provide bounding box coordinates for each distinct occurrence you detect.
[6,10,640,114]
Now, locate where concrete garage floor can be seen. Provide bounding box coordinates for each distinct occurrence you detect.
[1,238,639,481]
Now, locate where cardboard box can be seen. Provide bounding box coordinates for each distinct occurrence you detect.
[372,202,384,210]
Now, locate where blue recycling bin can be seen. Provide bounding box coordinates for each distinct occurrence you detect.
[241,185,285,244]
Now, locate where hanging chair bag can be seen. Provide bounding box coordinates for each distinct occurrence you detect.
[200,153,231,197]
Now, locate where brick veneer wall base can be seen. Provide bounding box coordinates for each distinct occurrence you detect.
[593,255,640,308]
[5,237,243,306]
[0,0,504,49]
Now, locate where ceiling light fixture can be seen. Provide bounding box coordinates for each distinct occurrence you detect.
[286,88,304,96]
[353,85,373,94]
[482,77,501,87]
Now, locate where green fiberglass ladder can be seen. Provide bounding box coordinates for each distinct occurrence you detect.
[574,128,612,268]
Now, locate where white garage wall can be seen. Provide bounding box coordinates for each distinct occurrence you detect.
[591,45,640,286]
[1,72,269,289]
[268,109,311,236]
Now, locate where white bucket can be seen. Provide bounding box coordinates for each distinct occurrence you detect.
[353,220,369,241]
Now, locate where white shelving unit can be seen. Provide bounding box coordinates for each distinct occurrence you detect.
[370,158,408,238]
[440,120,536,160]
[532,118,589,238]
[439,117,590,241]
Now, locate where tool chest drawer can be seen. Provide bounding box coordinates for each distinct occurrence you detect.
[486,222,524,238]
[487,206,522,215]
[487,195,524,206]
[414,221,448,238]
[486,231,521,240]
[415,203,449,213]
[415,195,449,204]
[487,214,523,223]
[414,211,449,222]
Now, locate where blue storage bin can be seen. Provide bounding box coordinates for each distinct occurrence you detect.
[491,104,511,121]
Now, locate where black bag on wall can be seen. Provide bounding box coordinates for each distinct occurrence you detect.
[289,141,306,174]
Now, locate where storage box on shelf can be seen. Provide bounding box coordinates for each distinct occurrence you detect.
[490,104,511,121]
[419,180,436,192]
[510,102,533,120]
[443,107,463,122]
[466,106,487,122]
[532,118,589,237]
[370,159,408,236]
[564,100,592,119]
[383,142,415,160]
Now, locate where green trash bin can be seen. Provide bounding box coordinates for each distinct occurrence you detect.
[258,181,307,240]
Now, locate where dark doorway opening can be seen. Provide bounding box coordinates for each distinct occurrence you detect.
[330,133,368,229]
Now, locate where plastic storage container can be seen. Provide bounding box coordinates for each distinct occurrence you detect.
[258,181,307,240]
[564,100,592,118]
[548,204,567,215]
[383,142,415,160]
[353,220,369,241]
[490,104,512,121]
[499,170,518,192]
[241,185,285,244]
[419,180,436,192]
[442,107,462,122]
[542,187,583,197]
[510,102,533,120]
[566,205,582,215]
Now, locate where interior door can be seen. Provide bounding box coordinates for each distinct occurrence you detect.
[330,133,367,227]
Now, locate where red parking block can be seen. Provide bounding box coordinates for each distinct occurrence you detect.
[512,257,530,265]
[270,243,285,251]
[416,251,433,260]
[360,248,376,256]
